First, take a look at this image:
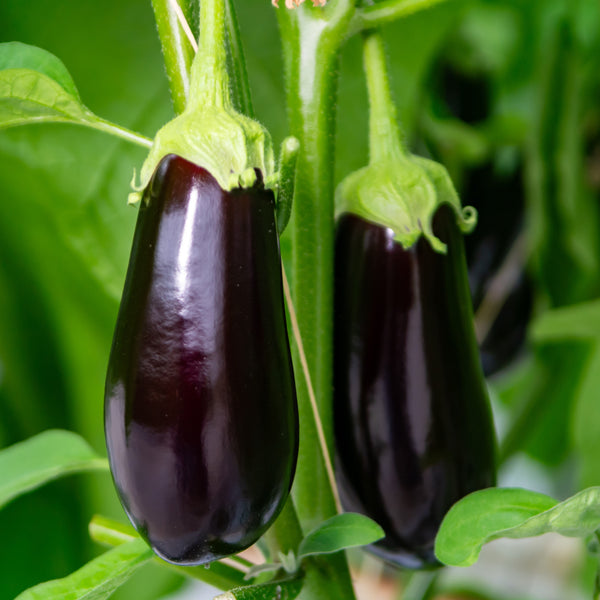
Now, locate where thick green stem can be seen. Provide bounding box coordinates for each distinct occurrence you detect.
[190,0,229,108]
[277,0,354,534]
[277,3,357,599]
[362,30,405,163]
[151,0,195,114]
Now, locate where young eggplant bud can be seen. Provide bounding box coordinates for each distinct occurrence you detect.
[105,154,298,566]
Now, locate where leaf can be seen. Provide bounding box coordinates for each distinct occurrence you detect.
[297,513,384,559]
[0,67,91,129]
[435,487,600,567]
[0,42,151,146]
[0,430,108,509]
[14,539,153,600]
[214,577,303,600]
[0,41,80,98]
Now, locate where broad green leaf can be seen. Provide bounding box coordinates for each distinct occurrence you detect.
[214,577,303,600]
[0,67,91,128]
[0,42,151,146]
[0,41,80,98]
[14,539,153,600]
[297,513,384,559]
[0,430,108,509]
[435,487,600,567]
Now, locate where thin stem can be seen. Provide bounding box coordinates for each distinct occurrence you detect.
[225,0,254,117]
[190,0,229,108]
[263,497,304,558]
[85,117,153,148]
[168,0,198,51]
[348,0,452,37]
[400,571,437,600]
[362,30,405,163]
[282,264,342,514]
[151,0,195,114]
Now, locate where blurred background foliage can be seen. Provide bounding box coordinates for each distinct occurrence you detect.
[0,0,599,598]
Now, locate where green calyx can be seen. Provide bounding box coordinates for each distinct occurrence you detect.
[129,0,275,203]
[335,153,477,253]
[129,103,275,204]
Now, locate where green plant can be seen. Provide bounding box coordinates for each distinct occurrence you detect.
[1,0,600,599]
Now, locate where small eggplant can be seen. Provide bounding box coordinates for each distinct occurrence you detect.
[105,154,298,566]
[333,204,496,569]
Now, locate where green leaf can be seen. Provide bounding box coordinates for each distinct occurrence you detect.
[14,539,153,600]
[435,487,600,567]
[0,41,80,98]
[0,430,108,510]
[214,577,303,600]
[0,42,151,146]
[297,513,385,559]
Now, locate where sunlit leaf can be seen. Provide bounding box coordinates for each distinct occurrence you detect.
[435,487,600,567]
[14,539,153,600]
[0,430,108,510]
[297,513,384,559]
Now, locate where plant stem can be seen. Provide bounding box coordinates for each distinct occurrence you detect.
[85,117,153,148]
[224,0,254,117]
[348,0,452,37]
[190,0,229,108]
[277,0,354,534]
[362,29,405,163]
[400,571,437,600]
[277,3,357,599]
[151,0,195,114]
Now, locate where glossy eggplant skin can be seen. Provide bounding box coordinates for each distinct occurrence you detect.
[105,154,298,566]
[333,205,496,569]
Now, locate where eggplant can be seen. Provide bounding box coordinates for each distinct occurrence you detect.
[333,204,496,569]
[105,154,298,566]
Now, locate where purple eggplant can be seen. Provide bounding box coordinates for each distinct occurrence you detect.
[105,154,298,566]
[333,204,496,569]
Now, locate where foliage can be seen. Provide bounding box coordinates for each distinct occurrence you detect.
[0,0,599,599]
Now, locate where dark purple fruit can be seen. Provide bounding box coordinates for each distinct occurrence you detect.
[105,154,298,566]
[333,205,496,569]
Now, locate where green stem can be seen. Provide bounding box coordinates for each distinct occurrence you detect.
[400,571,438,600]
[277,3,357,599]
[348,0,452,37]
[224,0,254,117]
[190,0,229,108]
[277,0,354,534]
[85,116,153,148]
[362,29,405,163]
[264,498,304,558]
[151,0,195,114]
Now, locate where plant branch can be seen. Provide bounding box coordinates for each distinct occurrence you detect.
[190,0,229,108]
[348,0,451,37]
[282,264,342,514]
[86,117,153,148]
[276,0,354,532]
[362,29,405,163]
[224,0,254,117]
[151,0,195,114]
